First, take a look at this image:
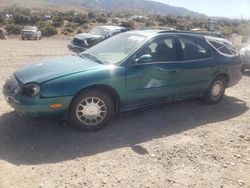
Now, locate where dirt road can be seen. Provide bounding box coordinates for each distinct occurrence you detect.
[0,38,249,188]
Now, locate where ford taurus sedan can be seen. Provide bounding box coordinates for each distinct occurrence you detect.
[3,30,242,131]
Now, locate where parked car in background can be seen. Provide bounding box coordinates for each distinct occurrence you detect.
[21,26,42,40]
[3,30,242,131]
[240,45,250,72]
[0,27,7,39]
[68,25,128,53]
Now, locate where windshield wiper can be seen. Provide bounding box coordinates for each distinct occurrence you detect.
[80,53,105,64]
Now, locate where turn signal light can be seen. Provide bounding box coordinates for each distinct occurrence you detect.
[49,103,63,109]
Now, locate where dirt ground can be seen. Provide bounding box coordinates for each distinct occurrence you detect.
[0,37,249,188]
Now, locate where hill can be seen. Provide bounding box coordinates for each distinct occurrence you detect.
[45,0,205,17]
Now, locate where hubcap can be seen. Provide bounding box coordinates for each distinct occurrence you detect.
[76,97,107,126]
[210,80,223,100]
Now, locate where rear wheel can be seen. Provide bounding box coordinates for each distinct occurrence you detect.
[203,76,226,104]
[69,90,115,131]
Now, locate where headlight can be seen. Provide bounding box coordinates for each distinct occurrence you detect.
[23,83,40,97]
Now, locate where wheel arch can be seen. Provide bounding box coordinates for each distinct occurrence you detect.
[211,72,230,87]
[69,84,122,114]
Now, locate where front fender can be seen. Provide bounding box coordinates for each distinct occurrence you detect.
[40,66,127,103]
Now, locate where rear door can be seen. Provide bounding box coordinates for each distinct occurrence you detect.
[177,36,216,97]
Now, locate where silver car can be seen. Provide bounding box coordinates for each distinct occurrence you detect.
[240,45,250,72]
[21,26,42,40]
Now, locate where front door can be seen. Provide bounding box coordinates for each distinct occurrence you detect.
[126,36,180,105]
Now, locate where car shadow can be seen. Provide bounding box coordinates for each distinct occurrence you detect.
[0,96,248,165]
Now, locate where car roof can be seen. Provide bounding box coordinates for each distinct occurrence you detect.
[97,25,125,31]
[126,29,226,41]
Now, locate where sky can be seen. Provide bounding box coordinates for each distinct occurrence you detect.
[153,0,250,19]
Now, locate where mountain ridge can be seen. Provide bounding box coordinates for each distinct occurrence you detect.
[46,0,206,17]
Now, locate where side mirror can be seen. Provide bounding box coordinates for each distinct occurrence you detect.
[106,34,112,38]
[135,54,153,64]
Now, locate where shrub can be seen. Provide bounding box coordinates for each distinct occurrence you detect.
[63,10,75,22]
[74,13,89,25]
[52,15,64,27]
[63,27,74,33]
[145,21,155,28]
[96,17,107,24]
[5,24,22,35]
[40,23,58,36]
[0,12,5,24]
[88,12,96,19]
[77,29,83,34]
[13,14,31,25]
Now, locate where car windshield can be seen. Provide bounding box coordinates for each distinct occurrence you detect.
[24,26,36,30]
[80,33,147,64]
[89,27,110,37]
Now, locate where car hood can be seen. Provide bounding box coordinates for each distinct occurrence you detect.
[22,30,35,32]
[15,56,105,84]
[74,33,104,40]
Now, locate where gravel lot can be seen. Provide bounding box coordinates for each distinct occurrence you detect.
[0,38,249,188]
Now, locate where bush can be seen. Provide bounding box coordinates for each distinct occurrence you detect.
[88,12,96,19]
[5,24,22,35]
[63,27,74,33]
[96,17,107,24]
[0,12,5,24]
[74,13,89,25]
[77,29,83,34]
[40,23,57,36]
[63,10,75,22]
[145,21,155,28]
[52,15,64,27]
[13,13,31,25]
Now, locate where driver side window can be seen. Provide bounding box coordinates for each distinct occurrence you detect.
[137,37,176,63]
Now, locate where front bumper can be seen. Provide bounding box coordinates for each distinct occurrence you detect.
[3,76,73,119]
[22,33,37,39]
[241,55,250,69]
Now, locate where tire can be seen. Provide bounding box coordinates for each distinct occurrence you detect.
[69,89,115,131]
[241,66,246,73]
[203,76,226,105]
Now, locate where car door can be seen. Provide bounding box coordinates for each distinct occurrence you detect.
[126,36,180,105]
[177,36,216,97]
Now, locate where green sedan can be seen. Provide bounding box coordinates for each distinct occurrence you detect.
[3,30,242,131]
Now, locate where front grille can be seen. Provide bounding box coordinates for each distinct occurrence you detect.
[73,38,86,47]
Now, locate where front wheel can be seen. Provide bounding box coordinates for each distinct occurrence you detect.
[203,76,226,104]
[69,90,115,131]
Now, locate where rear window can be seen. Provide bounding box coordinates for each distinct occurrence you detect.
[180,37,213,61]
[207,38,236,56]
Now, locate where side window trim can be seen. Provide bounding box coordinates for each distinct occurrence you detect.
[206,38,236,57]
[178,36,214,62]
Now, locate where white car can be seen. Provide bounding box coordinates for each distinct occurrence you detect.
[21,26,42,40]
[240,45,250,72]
